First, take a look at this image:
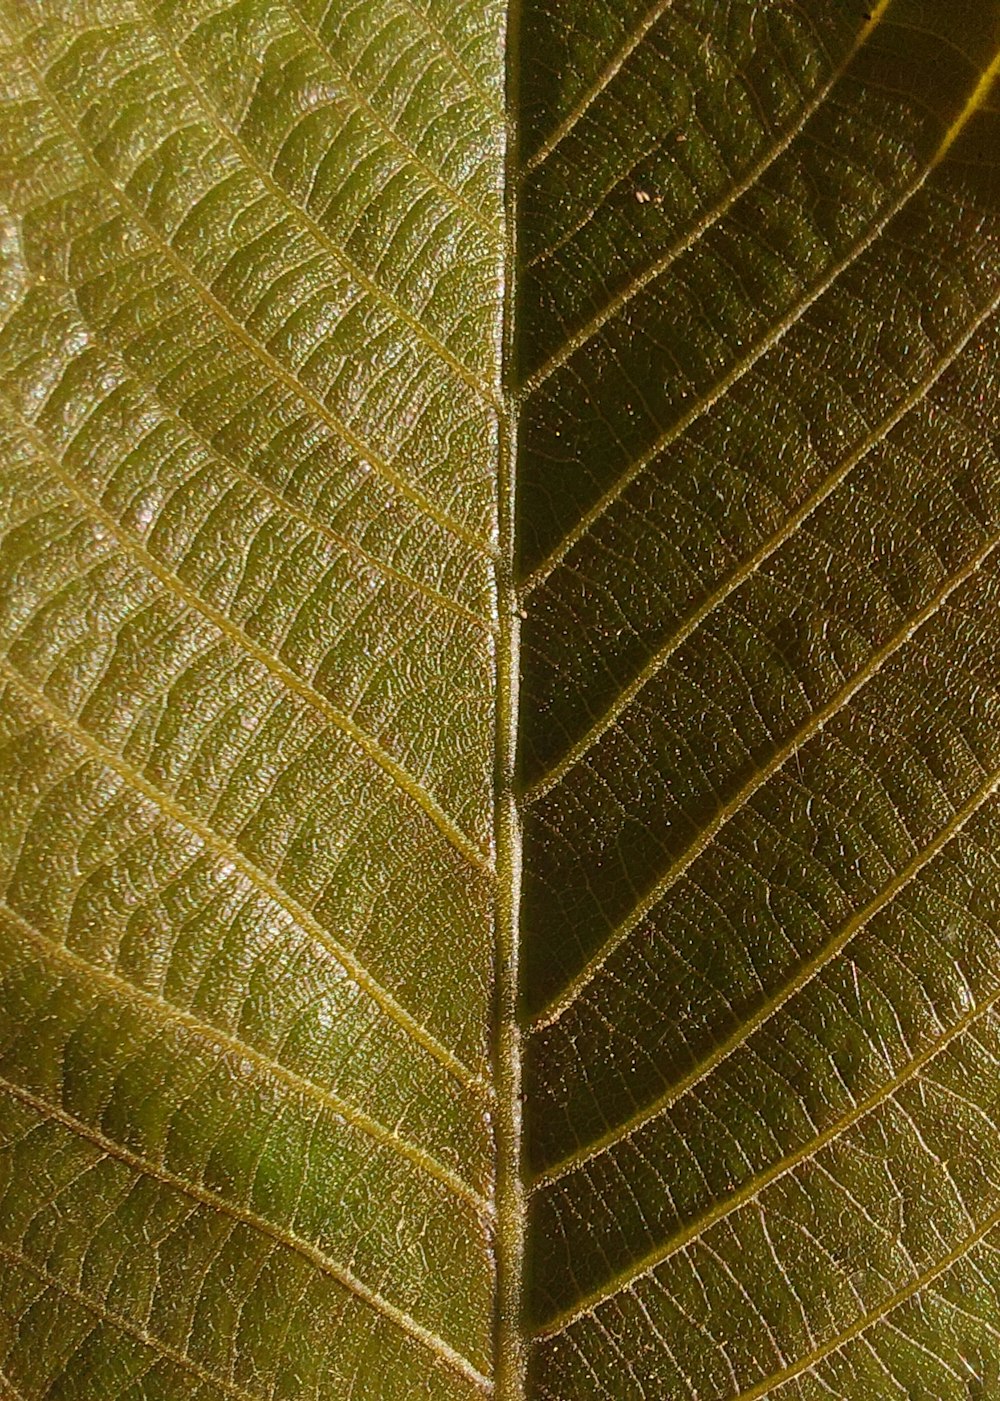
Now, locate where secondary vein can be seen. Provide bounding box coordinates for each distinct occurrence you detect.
[0,1079,491,1391]
[0,657,486,1095]
[524,291,1000,804]
[8,28,493,557]
[7,393,491,874]
[520,50,998,596]
[0,899,489,1210]
[532,524,1000,1033]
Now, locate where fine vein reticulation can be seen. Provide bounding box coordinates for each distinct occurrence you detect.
[0,1,999,1399]
[0,0,503,1389]
[517,2,1000,1397]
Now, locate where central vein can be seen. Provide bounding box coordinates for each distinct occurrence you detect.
[492,0,527,1394]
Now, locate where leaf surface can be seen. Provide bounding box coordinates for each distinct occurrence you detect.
[0,0,999,1397]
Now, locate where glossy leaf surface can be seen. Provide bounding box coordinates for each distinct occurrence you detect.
[0,0,998,1397]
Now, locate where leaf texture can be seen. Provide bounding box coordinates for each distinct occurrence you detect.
[0,0,998,1397]
[519,1,1000,1396]
[0,0,502,1392]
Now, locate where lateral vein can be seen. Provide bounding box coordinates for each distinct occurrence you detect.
[390,0,506,116]
[521,49,999,595]
[8,29,493,557]
[531,832,1000,1335]
[24,265,491,631]
[524,291,1000,804]
[532,525,1000,1033]
[0,900,489,1211]
[0,1238,263,1401]
[0,656,486,1095]
[6,394,491,874]
[522,0,893,367]
[281,0,499,233]
[139,0,500,406]
[730,1199,1000,1400]
[0,1082,491,1392]
[520,0,677,176]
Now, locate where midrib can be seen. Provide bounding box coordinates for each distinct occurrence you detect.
[491,0,528,1393]
[490,0,529,1389]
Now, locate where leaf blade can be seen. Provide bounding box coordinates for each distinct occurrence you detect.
[0,0,503,1388]
[522,2,1000,1395]
[2,0,1000,1396]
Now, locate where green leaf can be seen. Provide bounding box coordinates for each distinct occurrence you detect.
[0,0,998,1396]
